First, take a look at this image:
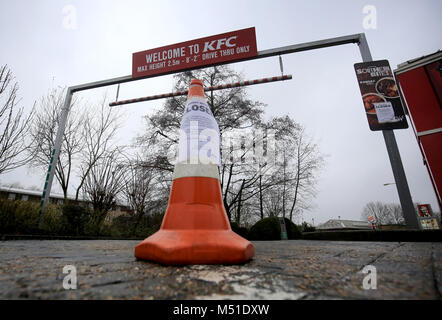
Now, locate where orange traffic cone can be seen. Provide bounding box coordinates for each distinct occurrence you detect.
[134,79,254,265]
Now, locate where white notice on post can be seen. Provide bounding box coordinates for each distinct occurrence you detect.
[374,102,395,123]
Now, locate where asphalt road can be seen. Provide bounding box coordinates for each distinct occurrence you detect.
[0,240,440,299]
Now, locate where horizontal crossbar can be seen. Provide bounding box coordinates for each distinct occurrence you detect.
[109,74,292,107]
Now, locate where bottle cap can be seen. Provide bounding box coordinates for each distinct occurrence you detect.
[187,79,205,99]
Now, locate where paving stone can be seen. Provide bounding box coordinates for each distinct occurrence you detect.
[0,240,440,299]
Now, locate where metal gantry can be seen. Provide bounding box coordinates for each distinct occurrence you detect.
[40,33,421,229]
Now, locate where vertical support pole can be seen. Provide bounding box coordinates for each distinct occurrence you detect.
[381,130,420,229]
[358,34,420,229]
[39,88,73,212]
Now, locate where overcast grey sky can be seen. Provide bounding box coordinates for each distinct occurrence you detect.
[0,0,441,224]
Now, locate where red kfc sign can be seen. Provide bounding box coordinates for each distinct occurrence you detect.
[417,204,433,217]
[132,27,258,79]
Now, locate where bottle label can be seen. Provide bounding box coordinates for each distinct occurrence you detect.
[178,100,221,165]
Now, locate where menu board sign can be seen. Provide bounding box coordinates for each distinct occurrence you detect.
[354,60,408,131]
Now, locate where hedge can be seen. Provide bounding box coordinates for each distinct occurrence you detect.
[230,221,249,239]
[248,217,302,240]
[0,198,164,238]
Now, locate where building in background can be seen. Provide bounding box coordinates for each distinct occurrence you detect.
[316,219,372,231]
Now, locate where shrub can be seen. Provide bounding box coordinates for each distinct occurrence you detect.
[132,212,164,238]
[108,212,164,238]
[62,203,91,235]
[14,201,40,234]
[133,220,153,238]
[0,199,18,234]
[96,222,112,237]
[109,215,133,237]
[0,200,67,235]
[0,198,165,238]
[39,204,66,235]
[248,217,302,240]
[230,221,250,239]
[284,218,302,239]
[249,217,281,240]
[300,221,316,233]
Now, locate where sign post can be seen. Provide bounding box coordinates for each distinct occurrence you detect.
[368,215,376,230]
[279,217,288,240]
[357,35,420,230]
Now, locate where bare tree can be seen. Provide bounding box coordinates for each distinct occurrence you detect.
[137,66,265,175]
[136,66,266,221]
[0,65,35,174]
[262,187,284,218]
[75,94,122,200]
[361,201,405,225]
[220,128,279,223]
[123,155,167,234]
[361,201,387,225]
[136,67,324,226]
[82,148,126,231]
[29,86,85,199]
[287,126,324,222]
[389,203,405,224]
[251,117,324,223]
[29,89,121,201]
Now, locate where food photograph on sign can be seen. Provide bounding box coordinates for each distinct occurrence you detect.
[354,60,408,131]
